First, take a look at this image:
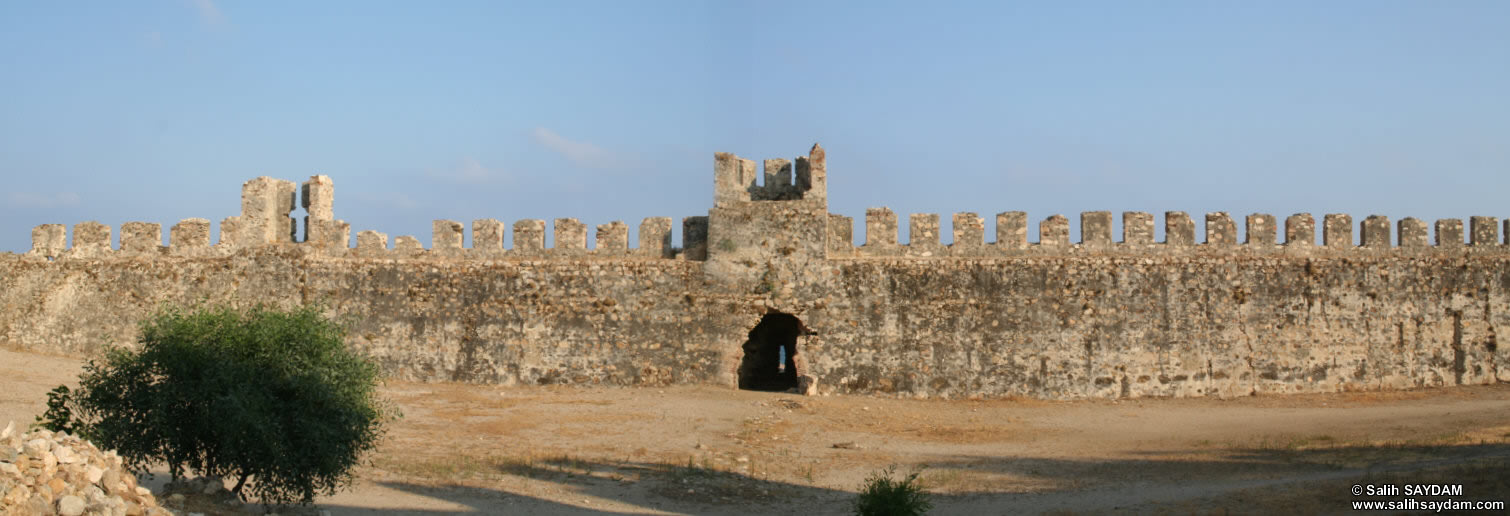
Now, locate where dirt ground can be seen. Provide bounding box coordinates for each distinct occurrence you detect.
[3,347,1507,515]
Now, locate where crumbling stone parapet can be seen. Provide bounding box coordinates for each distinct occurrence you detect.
[355,230,388,257]
[472,219,505,253]
[827,214,854,256]
[1245,214,1276,246]
[238,177,297,247]
[514,219,546,253]
[638,217,673,258]
[951,212,984,251]
[1436,219,1464,247]
[300,175,342,249]
[69,221,112,258]
[1470,216,1499,246]
[1040,215,1069,246]
[432,220,464,254]
[865,208,898,248]
[682,216,708,261]
[1285,213,1314,246]
[554,218,587,254]
[169,219,211,256]
[1080,211,1112,247]
[1361,215,1391,248]
[394,235,423,256]
[1204,212,1235,246]
[1323,214,1353,248]
[908,213,941,251]
[1122,212,1153,246]
[1164,212,1194,246]
[714,153,756,207]
[797,143,826,200]
[217,217,242,249]
[595,221,629,255]
[29,224,65,259]
[1398,218,1428,248]
[996,211,1027,248]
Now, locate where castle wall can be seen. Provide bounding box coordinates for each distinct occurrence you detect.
[3,152,1508,399]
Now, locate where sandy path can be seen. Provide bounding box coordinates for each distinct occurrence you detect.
[3,348,1507,515]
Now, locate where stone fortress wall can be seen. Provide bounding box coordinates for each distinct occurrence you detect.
[3,144,1508,399]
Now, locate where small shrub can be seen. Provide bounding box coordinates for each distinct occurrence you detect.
[33,385,87,439]
[853,465,932,516]
[58,303,396,505]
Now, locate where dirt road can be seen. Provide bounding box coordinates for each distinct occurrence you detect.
[3,348,1506,514]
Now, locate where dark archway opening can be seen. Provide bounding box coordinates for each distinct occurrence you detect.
[738,312,806,392]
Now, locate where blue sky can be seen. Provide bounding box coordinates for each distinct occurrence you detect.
[3,1,1507,252]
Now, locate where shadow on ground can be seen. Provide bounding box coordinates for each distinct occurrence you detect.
[310,442,1510,514]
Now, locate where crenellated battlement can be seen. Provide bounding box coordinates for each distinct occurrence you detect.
[826,209,1508,258]
[18,145,1509,265]
[21,174,698,262]
[5,143,1510,400]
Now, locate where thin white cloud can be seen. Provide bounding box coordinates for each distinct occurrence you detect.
[427,157,507,185]
[6,192,81,209]
[145,31,163,46]
[189,0,226,26]
[532,127,621,170]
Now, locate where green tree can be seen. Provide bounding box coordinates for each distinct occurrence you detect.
[58,303,394,505]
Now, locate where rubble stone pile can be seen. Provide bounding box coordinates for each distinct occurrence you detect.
[1,421,172,516]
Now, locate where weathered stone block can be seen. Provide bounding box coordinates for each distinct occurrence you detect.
[758,158,794,200]
[996,211,1028,248]
[119,222,161,255]
[355,230,388,256]
[1122,212,1153,245]
[239,177,297,246]
[1040,215,1069,246]
[301,175,335,221]
[1398,218,1428,248]
[29,224,65,258]
[554,218,587,253]
[514,219,546,252]
[596,221,629,253]
[865,208,898,247]
[472,219,505,253]
[170,218,211,250]
[394,235,423,255]
[1204,212,1235,246]
[1323,214,1353,248]
[1435,219,1463,247]
[1470,216,1499,246]
[1164,212,1194,246]
[1285,214,1314,246]
[827,214,854,255]
[682,216,709,261]
[1245,214,1276,246]
[795,144,826,199]
[908,213,940,248]
[302,219,349,250]
[951,212,984,249]
[1361,215,1390,248]
[1080,211,1112,247]
[432,220,464,251]
[713,153,755,207]
[638,217,672,258]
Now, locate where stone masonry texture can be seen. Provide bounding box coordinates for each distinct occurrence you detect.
[4,154,1508,401]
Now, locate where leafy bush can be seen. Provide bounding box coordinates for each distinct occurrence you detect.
[57,303,394,505]
[34,385,88,439]
[853,465,933,516]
